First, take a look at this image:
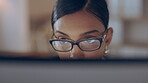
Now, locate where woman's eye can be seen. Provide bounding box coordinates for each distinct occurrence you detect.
[84,36,97,39]
[58,37,70,41]
[88,40,97,43]
[57,37,67,39]
[59,38,66,39]
[85,37,96,40]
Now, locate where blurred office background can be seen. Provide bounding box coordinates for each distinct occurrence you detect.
[0,0,148,59]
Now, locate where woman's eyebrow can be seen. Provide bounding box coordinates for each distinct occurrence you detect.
[80,30,101,36]
[55,31,69,37]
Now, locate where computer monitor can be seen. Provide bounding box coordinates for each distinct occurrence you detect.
[0,57,148,83]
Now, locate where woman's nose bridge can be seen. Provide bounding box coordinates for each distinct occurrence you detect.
[70,45,84,58]
[72,42,80,50]
[72,42,79,46]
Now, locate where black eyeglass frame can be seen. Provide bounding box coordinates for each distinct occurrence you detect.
[49,38,104,52]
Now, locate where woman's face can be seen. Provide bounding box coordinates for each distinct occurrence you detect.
[53,10,113,59]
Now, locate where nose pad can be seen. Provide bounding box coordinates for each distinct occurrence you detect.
[70,45,84,59]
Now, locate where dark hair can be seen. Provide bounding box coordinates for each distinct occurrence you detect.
[51,0,109,30]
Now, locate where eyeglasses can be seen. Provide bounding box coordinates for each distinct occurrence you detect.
[50,37,104,52]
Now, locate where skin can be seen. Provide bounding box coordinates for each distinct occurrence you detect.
[53,10,113,59]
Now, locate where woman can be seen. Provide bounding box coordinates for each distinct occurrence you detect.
[50,0,113,59]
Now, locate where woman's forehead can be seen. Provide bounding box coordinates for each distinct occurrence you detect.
[54,10,105,34]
